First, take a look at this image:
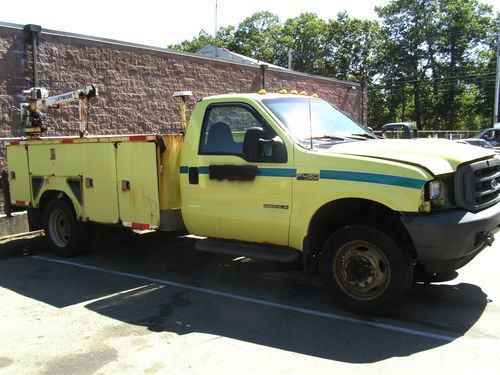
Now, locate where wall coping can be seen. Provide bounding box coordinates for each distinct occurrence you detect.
[0,21,361,88]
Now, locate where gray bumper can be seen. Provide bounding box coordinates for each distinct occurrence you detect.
[400,204,500,273]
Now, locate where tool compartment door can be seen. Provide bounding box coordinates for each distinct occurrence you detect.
[82,143,120,223]
[6,145,31,205]
[116,142,160,229]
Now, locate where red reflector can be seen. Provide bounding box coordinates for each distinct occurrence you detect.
[61,139,74,144]
[10,141,20,145]
[15,200,28,206]
[131,222,150,230]
[129,136,147,141]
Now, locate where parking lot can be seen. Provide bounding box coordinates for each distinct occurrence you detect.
[0,229,499,374]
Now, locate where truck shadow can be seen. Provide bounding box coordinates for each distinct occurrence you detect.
[0,231,490,364]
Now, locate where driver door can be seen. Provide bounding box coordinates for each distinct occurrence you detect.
[181,102,294,246]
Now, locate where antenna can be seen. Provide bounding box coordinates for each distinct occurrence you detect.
[215,0,218,37]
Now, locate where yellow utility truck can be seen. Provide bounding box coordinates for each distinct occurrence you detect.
[4,85,500,313]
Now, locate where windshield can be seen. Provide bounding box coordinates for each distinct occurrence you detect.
[262,97,370,147]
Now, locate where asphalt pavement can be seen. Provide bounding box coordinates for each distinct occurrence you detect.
[0,229,499,374]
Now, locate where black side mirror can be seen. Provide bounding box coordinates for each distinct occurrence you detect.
[243,127,287,163]
[243,128,264,162]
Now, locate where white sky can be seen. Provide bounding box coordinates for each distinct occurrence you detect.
[1,0,499,48]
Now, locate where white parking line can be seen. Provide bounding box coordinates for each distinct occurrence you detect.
[33,255,456,342]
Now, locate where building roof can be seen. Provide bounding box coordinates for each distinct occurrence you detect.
[196,45,288,70]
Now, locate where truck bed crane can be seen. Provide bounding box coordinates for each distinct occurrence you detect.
[20,84,98,138]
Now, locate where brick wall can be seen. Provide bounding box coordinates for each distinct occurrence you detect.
[0,23,367,213]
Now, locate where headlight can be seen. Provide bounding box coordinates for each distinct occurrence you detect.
[426,180,441,200]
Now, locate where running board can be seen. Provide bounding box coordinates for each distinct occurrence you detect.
[195,239,301,263]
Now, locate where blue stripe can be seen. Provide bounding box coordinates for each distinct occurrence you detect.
[320,170,425,189]
[258,168,296,177]
[180,166,424,189]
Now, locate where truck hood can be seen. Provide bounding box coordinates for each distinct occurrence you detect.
[325,138,495,176]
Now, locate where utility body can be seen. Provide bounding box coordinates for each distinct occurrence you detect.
[4,89,500,313]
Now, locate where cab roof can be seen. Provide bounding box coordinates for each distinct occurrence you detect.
[201,92,321,102]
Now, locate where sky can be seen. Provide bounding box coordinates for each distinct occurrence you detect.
[1,0,499,48]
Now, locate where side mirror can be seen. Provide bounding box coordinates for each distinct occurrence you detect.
[243,128,287,163]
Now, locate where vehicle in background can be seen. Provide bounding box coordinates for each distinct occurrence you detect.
[455,138,500,153]
[381,122,418,139]
[475,128,500,148]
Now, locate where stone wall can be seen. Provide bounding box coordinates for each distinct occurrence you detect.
[0,23,367,213]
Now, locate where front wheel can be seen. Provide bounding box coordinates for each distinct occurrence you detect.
[320,224,413,314]
[43,198,89,257]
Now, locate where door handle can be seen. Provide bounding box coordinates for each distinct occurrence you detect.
[189,167,199,184]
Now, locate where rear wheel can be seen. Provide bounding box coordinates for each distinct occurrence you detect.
[43,198,88,257]
[320,224,413,314]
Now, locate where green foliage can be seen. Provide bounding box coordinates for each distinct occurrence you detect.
[167,27,235,52]
[279,13,328,73]
[168,1,499,130]
[229,11,282,63]
[324,12,383,82]
[373,0,496,130]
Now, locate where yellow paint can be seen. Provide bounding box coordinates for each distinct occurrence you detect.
[179,94,435,250]
[158,135,184,209]
[6,146,31,205]
[34,176,85,219]
[116,142,160,227]
[82,143,119,223]
[29,144,83,176]
[287,148,430,250]
[180,96,295,246]
[7,138,160,228]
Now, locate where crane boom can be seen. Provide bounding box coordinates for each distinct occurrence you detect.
[20,84,98,138]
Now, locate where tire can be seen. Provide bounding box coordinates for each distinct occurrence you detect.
[320,224,413,314]
[42,198,89,257]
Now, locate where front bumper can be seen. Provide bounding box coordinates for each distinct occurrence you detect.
[401,203,500,273]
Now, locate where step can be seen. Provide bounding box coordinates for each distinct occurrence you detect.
[195,238,301,263]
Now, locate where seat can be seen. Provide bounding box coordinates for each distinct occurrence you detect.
[205,122,241,153]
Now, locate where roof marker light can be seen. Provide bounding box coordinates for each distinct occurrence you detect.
[290,90,298,95]
[258,89,267,95]
[279,89,288,94]
[300,91,308,96]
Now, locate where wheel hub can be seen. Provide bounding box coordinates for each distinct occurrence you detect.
[49,208,71,247]
[334,241,391,300]
[345,256,375,285]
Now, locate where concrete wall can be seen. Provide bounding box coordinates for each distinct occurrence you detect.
[0,22,367,213]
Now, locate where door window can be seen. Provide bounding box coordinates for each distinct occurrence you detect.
[199,104,267,157]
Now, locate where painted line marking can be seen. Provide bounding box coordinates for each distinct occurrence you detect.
[33,255,456,342]
[69,284,163,308]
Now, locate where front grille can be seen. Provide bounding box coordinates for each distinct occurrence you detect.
[454,157,500,212]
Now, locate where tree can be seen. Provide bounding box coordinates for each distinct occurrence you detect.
[324,12,382,82]
[375,0,440,128]
[229,11,282,63]
[278,13,328,74]
[476,13,500,124]
[437,0,495,129]
[168,26,235,53]
[374,0,496,130]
